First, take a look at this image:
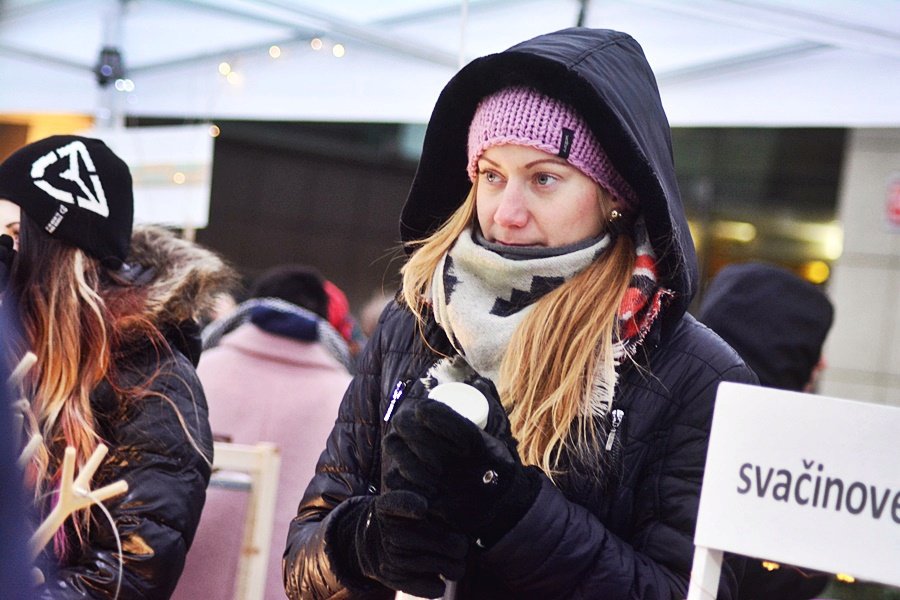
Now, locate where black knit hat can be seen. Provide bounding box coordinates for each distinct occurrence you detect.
[0,135,133,267]
[697,262,834,391]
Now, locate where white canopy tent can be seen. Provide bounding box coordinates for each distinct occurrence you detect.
[1,0,899,126]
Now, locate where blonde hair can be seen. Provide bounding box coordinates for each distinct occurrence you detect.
[12,240,120,554]
[9,218,214,558]
[401,185,635,477]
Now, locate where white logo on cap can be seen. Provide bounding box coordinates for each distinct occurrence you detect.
[30,140,110,218]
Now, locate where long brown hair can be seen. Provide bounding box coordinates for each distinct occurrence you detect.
[401,184,635,477]
[9,215,165,555]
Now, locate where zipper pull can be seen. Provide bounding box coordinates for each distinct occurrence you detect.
[383,379,408,422]
[605,409,625,451]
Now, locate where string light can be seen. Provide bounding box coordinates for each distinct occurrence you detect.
[801,260,830,284]
[760,561,781,572]
[836,573,856,583]
[208,125,221,138]
[172,172,186,185]
[712,220,756,243]
[215,38,345,88]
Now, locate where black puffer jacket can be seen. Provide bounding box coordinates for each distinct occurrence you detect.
[286,303,755,599]
[35,226,233,599]
[284,27,757,599]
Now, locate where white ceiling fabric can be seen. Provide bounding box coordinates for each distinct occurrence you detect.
[1,0,898,126]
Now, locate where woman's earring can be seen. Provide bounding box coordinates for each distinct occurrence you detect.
[607,209,625,235]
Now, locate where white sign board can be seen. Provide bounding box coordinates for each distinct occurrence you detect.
[695,382,900,587]
[80,125,214,228]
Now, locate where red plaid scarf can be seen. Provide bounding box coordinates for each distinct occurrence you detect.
[615,225,672,361]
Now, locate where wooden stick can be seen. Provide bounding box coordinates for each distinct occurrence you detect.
[7,352,37,388]
[17,433,42,469]
[8,351,37,451]
[29,445,128,560]
[687,546,723,600]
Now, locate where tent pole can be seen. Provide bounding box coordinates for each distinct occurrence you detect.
[95,0,128,130]
[458,0,469,69]
[577,0,591,27]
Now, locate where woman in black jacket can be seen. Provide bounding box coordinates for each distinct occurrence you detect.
[0,135,234,599]
[284,28,756,600]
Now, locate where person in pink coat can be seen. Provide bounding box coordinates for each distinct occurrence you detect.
[173,265,353,600]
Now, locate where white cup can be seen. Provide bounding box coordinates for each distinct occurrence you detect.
[427,382,489,429]
[394,383,488,600]
[395,580,457,600]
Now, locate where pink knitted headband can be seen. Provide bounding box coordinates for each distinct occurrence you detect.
[466,86,638,209]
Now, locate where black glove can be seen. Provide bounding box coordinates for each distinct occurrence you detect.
[385,397,542,548]
[466,376,515,444]
[0,234,14,291]
[325,490,468,598]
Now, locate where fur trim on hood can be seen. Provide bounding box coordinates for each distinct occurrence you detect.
[125,225,238,328]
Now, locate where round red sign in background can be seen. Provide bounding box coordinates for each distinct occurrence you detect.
[887,175,900,228]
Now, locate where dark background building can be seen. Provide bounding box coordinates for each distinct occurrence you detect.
[183,120,845,311]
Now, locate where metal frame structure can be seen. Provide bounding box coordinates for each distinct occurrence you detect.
[0,0,898,125]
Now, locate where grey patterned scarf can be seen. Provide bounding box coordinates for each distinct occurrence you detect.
[430,227,612,384]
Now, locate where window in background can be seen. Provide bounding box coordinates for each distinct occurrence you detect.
[673,127,846,300]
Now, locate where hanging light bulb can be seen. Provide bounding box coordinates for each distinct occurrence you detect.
[94,46,125,86]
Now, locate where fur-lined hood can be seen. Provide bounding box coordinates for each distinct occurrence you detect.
[125,225,237,329]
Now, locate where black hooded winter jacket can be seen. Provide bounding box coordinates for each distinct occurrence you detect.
[34,227,232,599]
[284,28,757,599]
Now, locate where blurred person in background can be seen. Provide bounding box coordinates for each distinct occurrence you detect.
[0,198,20,247]
[323,279,367,362]
[175,264,353,600]
[0,135,234,599]
[0,199,20,291]
[359,288,393,339]
[697,261,835,600]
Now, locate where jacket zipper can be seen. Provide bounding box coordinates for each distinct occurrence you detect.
[605,408,625,451]
[383,378,411,422]
[370,378,413,494]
